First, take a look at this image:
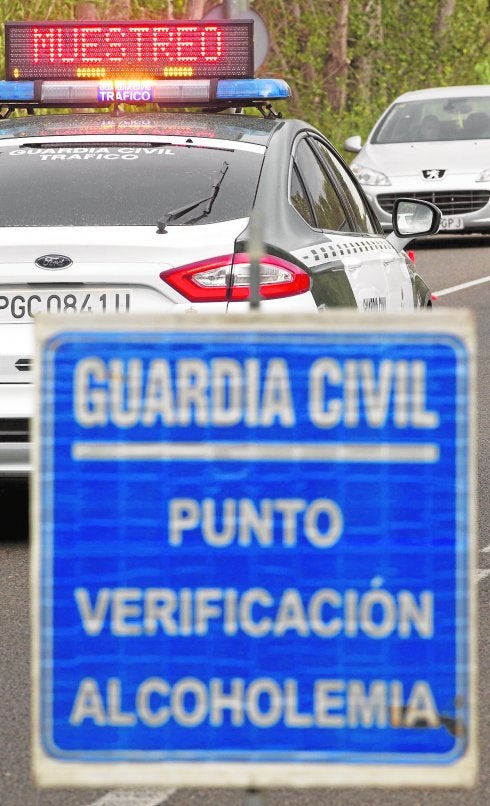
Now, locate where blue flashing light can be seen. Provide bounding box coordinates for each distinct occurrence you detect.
[0,81,35,102]
[216,79,290,101]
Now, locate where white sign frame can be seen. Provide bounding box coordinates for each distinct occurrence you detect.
[32,310,478,788]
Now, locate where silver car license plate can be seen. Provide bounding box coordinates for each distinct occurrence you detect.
[439,215,464,230]
[0,290,131,322]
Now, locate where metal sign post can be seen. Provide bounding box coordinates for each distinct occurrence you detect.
[32,310,477,789]
[223,0,250,15]
[248,211,263,310]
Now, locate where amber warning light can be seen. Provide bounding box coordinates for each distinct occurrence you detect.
[5,20,254,81]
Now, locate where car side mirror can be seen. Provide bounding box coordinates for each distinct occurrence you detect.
[343,135,362,153]
[386,198,441,252]
[392,198,441,238]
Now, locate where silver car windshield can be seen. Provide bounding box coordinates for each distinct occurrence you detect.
[372,97,490,144]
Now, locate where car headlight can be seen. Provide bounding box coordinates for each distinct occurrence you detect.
[476,168,490,182]
[351,164,391,186]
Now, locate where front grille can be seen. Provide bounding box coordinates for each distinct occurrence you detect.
[0,418,29,442]
[377,190,490,216]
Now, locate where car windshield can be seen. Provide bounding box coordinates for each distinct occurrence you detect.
[0,142,263,227]
[372,96,490,144]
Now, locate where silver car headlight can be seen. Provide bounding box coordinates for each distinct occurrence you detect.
[476,168,490,182]
[351,164,391,186]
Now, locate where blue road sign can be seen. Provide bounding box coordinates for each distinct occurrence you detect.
[33,312,476,788]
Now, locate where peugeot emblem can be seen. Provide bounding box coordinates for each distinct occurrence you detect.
[422,169,445,180]
[35,254,73,270]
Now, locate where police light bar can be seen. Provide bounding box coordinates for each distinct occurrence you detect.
[0,78,290,107]
[0,81,34,101]
[5,20,253,81]
[216,79,290,100]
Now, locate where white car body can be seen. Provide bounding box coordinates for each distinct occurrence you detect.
[0,116,437,477]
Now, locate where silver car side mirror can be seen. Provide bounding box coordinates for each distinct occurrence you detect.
[386,198,441,252]
[343,135,362,153]
[393,198,441,238]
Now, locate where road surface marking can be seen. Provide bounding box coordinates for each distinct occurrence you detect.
[481,543,490,553]
[477,569,490,582]
[434,275,490,297]
[87,789,176,806]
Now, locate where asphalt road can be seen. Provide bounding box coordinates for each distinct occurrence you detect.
[1,234,490,806]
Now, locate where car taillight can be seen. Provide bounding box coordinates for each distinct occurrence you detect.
[160,252,310,302]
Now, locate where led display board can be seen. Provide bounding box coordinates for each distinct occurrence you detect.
[5,20,254,81]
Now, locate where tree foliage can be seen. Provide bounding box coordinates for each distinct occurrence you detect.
[0,0,489,153]
[254,0,490,150]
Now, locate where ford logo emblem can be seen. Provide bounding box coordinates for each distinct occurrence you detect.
[35,254,73,270]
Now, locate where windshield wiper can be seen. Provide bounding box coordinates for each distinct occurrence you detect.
[156,160,229,234]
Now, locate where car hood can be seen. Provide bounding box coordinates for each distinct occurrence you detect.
[353,141,489,177]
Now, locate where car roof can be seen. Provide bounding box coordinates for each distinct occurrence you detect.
[0,111,283,144]
[392,85,490,103]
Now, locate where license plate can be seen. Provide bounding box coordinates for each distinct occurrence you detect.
[439,216,464,230]
[0,290,131,323]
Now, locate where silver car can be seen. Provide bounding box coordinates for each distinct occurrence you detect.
[344,85,490,234]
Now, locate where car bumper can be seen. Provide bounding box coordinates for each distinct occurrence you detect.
[0,441,31,477]
[0,383,31,476]
[363,183,490,233]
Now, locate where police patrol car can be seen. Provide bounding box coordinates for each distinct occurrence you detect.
[0,19,440,476]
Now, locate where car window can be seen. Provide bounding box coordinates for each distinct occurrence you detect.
[372,97,490,143]
[0,143,264,227]
[292,138,349,231]
[310,138,379,234]
[290,163,316,226]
